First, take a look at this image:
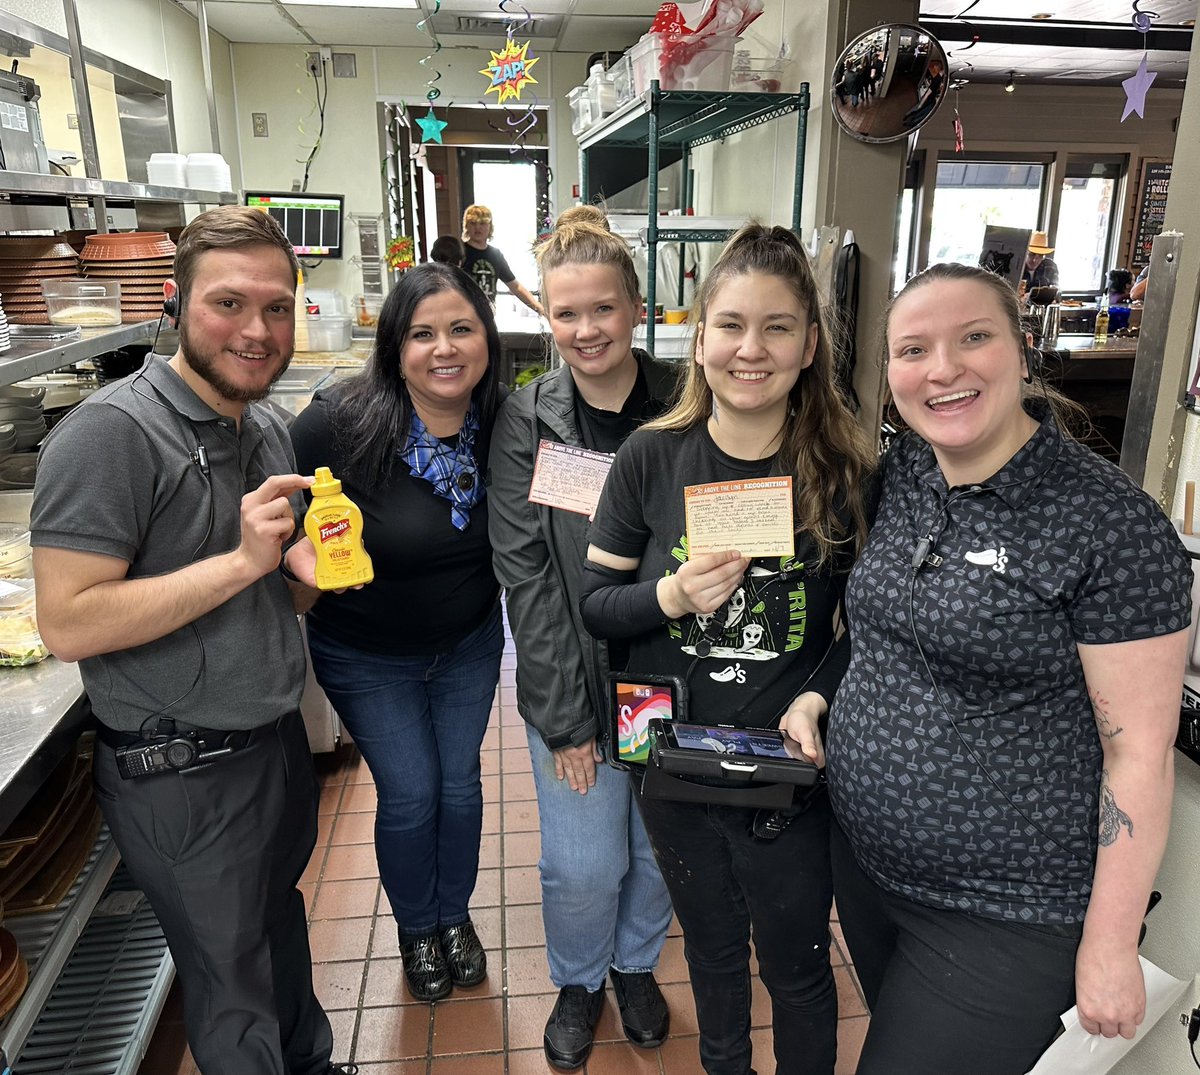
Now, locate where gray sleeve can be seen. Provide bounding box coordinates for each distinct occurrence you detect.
[30,403,158,563]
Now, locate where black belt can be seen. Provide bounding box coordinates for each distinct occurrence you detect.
[95,720,271,754]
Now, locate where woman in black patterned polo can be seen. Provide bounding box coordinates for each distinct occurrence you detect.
[827,262,1191,1074]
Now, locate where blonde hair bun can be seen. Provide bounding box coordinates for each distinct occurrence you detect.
[555,204,610,232]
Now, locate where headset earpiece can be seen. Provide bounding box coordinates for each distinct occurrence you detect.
[1022,342,1038,384]
[163,294,179,320]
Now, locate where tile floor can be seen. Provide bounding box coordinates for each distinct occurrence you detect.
[138,634,870,1074]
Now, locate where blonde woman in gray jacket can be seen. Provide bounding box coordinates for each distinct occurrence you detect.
[489,206,677,1070]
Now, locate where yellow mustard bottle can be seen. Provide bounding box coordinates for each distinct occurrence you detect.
[304,466,374,590]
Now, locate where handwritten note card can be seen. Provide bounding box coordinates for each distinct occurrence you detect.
[684,477,794,559]
[528,440,614,517]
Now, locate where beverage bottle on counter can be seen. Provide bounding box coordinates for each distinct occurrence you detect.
[1093,292,1110,346]
[304,467,374,590]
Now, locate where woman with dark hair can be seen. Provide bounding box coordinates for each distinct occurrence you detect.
[286,262,504,1003]
[430,234,465,268]
[580,223,875,1074]
[827,262,1190,1074]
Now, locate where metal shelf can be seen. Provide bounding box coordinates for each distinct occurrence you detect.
[0,829,121,1060]
[0,321,158,386]
[13,865,174,1075]
[579,88,808,150]
[0,170,235,205]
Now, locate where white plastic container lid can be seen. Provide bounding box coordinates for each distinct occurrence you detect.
[0,576,35,612]
[0,523,31,561]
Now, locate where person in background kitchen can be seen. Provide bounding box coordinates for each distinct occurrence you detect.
[826,261,1190,1074]
[430,234,465,269]
[1022,230,1060,291]
[489,204,678,1070]
[580,223,875,1075]
[461,203,545,317]
[285,261,504,1006]
[30,205,355,1075]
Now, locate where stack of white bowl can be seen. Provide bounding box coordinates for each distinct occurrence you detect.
[185,153,232,192]
[146,152,188,188]
[0,296,10,354]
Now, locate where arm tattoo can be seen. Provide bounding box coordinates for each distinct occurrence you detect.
[1089,688,1124,740]
[1098,769,1134,846]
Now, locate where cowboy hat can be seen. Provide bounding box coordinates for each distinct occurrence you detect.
[1027,231,1055,255]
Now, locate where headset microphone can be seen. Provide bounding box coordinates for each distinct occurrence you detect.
[911,535,933,571]
[191,444,210,476]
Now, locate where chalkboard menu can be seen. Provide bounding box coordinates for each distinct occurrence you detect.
[1132,159,1172,269]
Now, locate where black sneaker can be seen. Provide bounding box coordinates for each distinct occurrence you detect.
[326,1065,360,1074]
[543,983,606,1070]
[608,968,669,1048]
[440,919,487,987]
[399,932,452,1002]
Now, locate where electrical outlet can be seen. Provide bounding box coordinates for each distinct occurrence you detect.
[67,113,79,129]
[252,112,269,137]
[305,52,320,77]
[319,46,332,62]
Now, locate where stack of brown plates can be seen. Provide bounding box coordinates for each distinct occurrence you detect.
[0,740,98,917]
[0,237,80,325]
[0,926,29,1019]
[79,232,176,324]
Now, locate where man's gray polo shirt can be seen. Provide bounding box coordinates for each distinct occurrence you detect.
[31,355,306,733]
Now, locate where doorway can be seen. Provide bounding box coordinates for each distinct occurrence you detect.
[458,148,549,292]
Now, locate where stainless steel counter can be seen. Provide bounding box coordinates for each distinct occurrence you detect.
[0,658,88,833]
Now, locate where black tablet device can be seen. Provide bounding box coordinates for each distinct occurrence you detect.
[607,673,686,769]
[648,718,819,786]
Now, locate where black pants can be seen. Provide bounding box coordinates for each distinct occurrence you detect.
[635,785,837,1075]
[831,821,1080,1075]
[92,712,332,1075]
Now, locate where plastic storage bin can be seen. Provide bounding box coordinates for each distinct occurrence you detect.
[567,85,594,136]
[307,314,353,352]
[587,63,618,119]
[0,577,49,666]
[41,279,122,327]
[610,53,635,104]
[630,33,737,94]
[731,52,794,93]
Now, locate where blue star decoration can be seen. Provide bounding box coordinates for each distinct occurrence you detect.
[417,107,448,144]
[1121,55,1158,121]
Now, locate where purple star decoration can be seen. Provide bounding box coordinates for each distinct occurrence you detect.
[1121,54,1157,121]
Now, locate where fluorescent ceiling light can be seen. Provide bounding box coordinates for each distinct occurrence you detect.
[283,0,418,8]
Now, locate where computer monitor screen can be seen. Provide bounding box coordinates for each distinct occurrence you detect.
[245,191,344,259]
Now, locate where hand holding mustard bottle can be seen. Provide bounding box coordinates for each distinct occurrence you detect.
[282,466,374,592]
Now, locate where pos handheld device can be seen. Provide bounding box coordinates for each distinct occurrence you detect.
[606,673,686,769]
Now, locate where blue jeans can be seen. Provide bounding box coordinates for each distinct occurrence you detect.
[527,727,673,990]
[636,788,836,1075]
[307,607,503,938]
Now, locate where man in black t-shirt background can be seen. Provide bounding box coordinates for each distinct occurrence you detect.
[461,203,544,316]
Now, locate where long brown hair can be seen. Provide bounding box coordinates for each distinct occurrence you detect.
[648,223,874,564]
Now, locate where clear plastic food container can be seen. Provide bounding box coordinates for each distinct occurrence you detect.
[41,279,122,327]
[0,577,49,666]
[0,523,31,578]
[306,314,353,352]
[567,85,594,136]
[354,294,383,330]
[630,32,737,94]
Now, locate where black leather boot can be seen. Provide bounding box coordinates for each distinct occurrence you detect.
[399,932,451,1002]
[439,919,487,987]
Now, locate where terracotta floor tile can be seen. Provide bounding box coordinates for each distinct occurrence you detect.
[585,1040,665,1074]
[313,959,368,1011]
[364,957,419,1009]
[328,1006,360,1064]
[478,832,501,869]
[322,842,381,882]
[316,814,335,847]
[470,905,502,949]
[332,811,377,845]
[501,707,526,728]
[482,727,501,751]
[481,774,501,803]
[299,881,316,918]
[506,992,560,1052]
[346,760,376,785]
[501,800,540,833]
[499,686,518,708]
[657,983,699,1038]
[504,902,546,948]
[309,916,374,963]
[503,865,542,905]
[836,1014,870,1074]
[372,919,401,959]
[658,1033,702,1075]
[504,943,551,996]
[355,1004,434,1062]
[502,830,541,868]
[469,867,502,909]
[507,1047,555,1075]
[312,877,381,920]
[430,1052,506,1073]
[480,749,500,776]
[354,1063,427,1073]
[749,1027,776,1074]
[655,936,690,985]
[500,747,532,773]
[481,802,501,835]
[503,772,537,801]
[319,782,344,815]
[751,974,771,1028]
[301,846,328,885]
[430,995,505,1054]
[834,963,868,1018]
[342,781,379,813]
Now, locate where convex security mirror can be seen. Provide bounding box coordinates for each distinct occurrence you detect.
[830,24,948,144]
